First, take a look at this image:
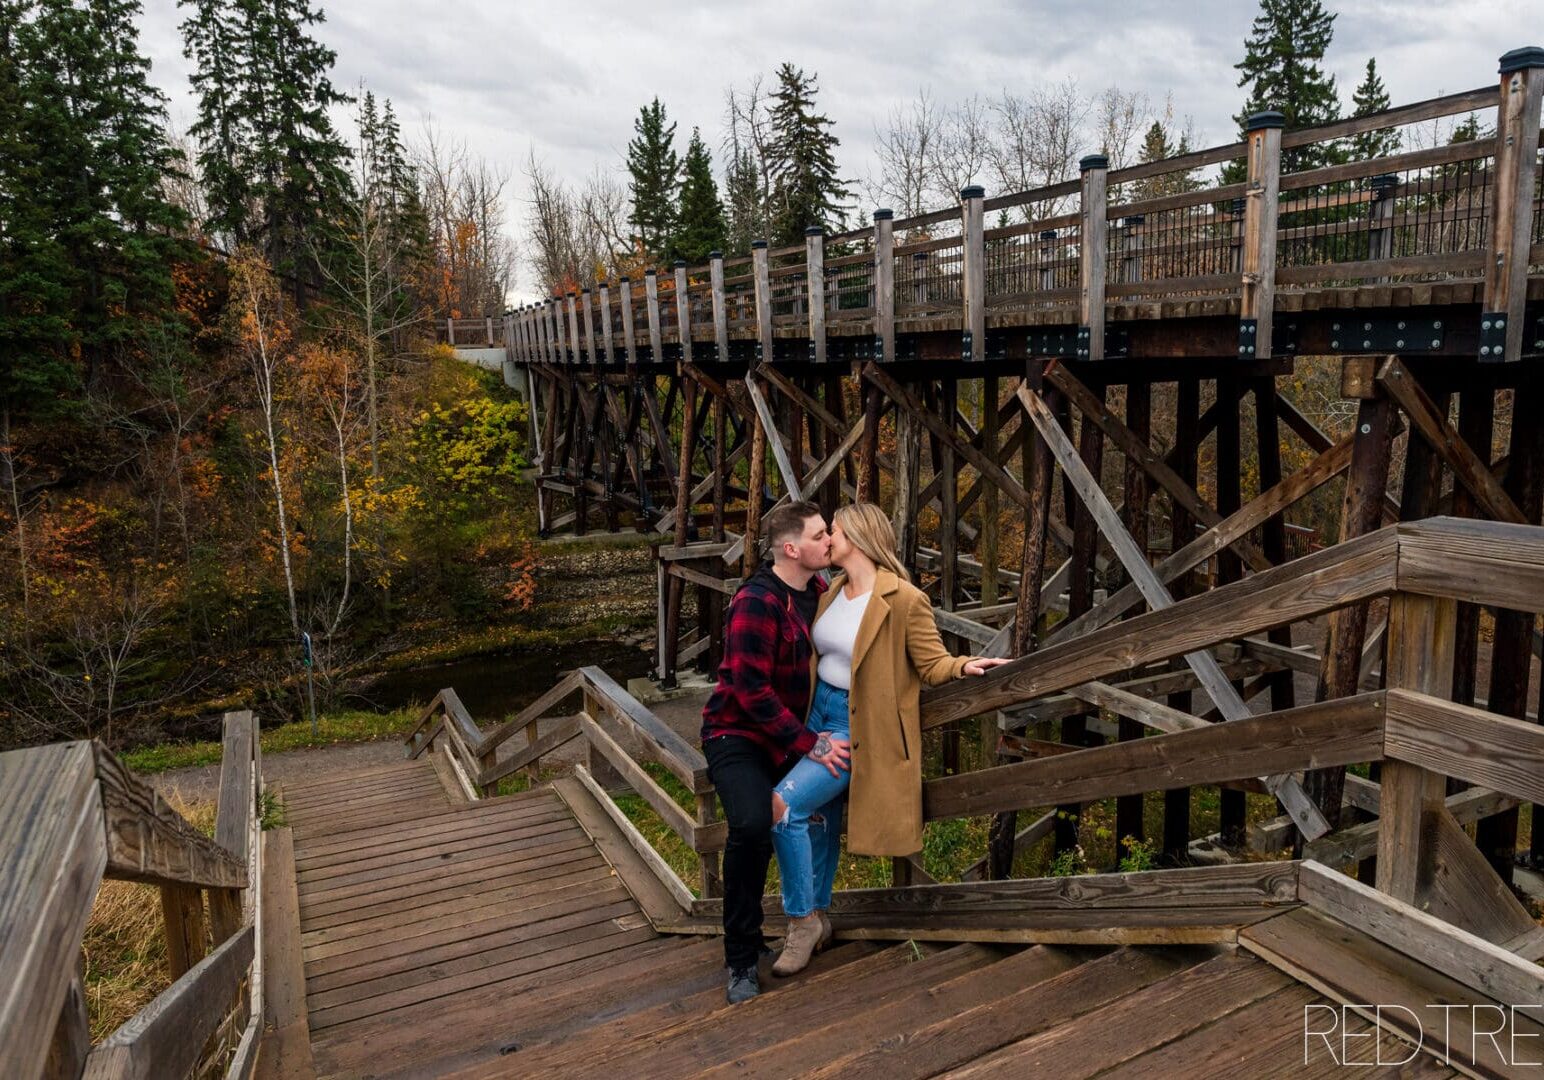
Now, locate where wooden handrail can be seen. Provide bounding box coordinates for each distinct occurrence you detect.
[1,713,263,1080]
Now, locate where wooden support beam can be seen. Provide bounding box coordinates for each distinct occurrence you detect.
[672,262,692,365]
[1484,49,1544,362]
[645,269,663,362]
[924,694,1383,821]
[1077,155,1109,360]
[619,277,637,365]
[961,185,985,362]
[1014,381,1330,840]
[1240,111,1283,356]
[709,252,728,362]
[873,210,895,363]
[806,228,826,364]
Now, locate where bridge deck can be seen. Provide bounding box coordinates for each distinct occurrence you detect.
[266,756,1495,1079]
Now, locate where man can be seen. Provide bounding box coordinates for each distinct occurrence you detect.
[700,500,850,1003]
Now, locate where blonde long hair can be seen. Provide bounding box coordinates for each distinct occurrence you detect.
[833,502,911,583]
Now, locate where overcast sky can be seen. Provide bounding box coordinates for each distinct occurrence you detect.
[135,0,1539,302]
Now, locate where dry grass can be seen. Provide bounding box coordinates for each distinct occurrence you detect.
[80,797,218,1040]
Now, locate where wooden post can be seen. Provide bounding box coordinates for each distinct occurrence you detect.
[1163,377,1200,864]
[445,316,454,346]
[752,241,773,364]
[1216,378,1245,848]
[160,884,208,979]
[1240,111,1283,359]
[696,793,722,899]
[979,375,1000,606]
[1478,380,1544,879]
[578,289,595,366]
[1305,358,1393,832]
[892,394,922,575]
[1038,230,1058,293]
[619,277,637,365]
[1077,154,1108,361]
[598,283,614,363]
[1483,48,1544,363]
[806,227,826,363]
[673,261,693,365]
[874,209,895,363]
[485,315,494,346]
[989,366,1055,879]
[1367,173,1398,277]
[743,376,768,577]
[1376,593,1457,901]
[961,185,985,362]
[912,251,929,308]
[710,251,728,362]
[565,293,581,366]
[1115,379,1150,859]
[663,373,699,687]
[645,269,664,363]
[1055,375,1106,851]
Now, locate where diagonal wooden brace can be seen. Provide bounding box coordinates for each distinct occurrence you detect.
[1016,377,1331,841]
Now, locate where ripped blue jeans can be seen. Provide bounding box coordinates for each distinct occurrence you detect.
[771,680,850,919]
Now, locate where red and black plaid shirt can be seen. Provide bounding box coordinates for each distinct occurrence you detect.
[700,565,826,764]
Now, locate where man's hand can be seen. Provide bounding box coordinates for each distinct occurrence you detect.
[808,732,851,778]
[963,656,1010,676]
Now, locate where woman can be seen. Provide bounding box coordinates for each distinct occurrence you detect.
[768,502,1007,976]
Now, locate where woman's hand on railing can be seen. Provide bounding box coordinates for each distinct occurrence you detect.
[962,657,1011,677]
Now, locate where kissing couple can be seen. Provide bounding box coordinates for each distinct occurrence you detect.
[699,500,1007,1003]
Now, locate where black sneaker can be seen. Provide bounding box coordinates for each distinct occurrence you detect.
[726,965,760,1004]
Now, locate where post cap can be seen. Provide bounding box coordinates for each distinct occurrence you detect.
[645,267,657,276]
[959,184,985,200]
[1079,154,1109,172]
[1246,110,1286,131]
[619,275,630,282]
[873,208,893,221]
[566,291,576,298]
[1123,214,1145,226]
[805,225,824,237]
[1039,229,1058,241]
[673,259,686,268]
[1500,46,1544,73]
[580,287,589,295]
[1370,173,1400,194]
[1230,197,1247,215]
[709,250,722,260]
[751,239,768,249]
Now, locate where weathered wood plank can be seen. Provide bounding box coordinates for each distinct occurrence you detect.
[95,745,248,889]
[924,694,1384,821]
[0,742,105,1080]
[1385,687,1544,805]
[555,771,693,918]
[1298,861,1544,1009]
[479,715,582,787]
[82,925,254,1080]
[579,713,725,851]
[579,667,711,792]
[922,526,1398,728]
[1394,516,1544,613]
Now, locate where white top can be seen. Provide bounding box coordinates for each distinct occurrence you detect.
[813,587,871,690]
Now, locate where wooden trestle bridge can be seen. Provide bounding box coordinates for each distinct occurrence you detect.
[8,45,1544,1080]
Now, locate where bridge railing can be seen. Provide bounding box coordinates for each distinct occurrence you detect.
[504,51,1542,365]
[406,667,723,900]
[1,712,264,1080]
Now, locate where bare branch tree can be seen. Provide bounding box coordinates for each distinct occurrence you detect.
[870,87,942,218]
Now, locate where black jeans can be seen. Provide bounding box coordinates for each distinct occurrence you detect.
[704,735,791,971]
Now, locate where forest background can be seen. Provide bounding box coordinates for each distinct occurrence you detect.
[0,0,1494,754]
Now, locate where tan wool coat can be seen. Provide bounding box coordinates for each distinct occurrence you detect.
[812,568,971,856]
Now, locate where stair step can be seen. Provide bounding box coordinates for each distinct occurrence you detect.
[794,945,1213,1080]
[936,947,1293,1078]
[694,943,1096,1079]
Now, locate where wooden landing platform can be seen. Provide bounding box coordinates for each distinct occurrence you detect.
[261,756,1524,1078]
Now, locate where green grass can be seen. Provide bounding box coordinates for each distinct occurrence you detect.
[121,707,421,773]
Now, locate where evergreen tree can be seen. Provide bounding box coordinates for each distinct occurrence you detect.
[673,129,726,263]
[0,0,74,417]
[723,145,764,252]
[1134,121,1201,199]
[625,98,679,263]
[238,0,353,289]
[766,63,851,245]
[19,0,186,386]
[180,0,250,244]
[1226,0,1341,175]
[1349,58,1400,159]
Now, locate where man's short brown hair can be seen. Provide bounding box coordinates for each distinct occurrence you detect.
[760,500,824,559]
